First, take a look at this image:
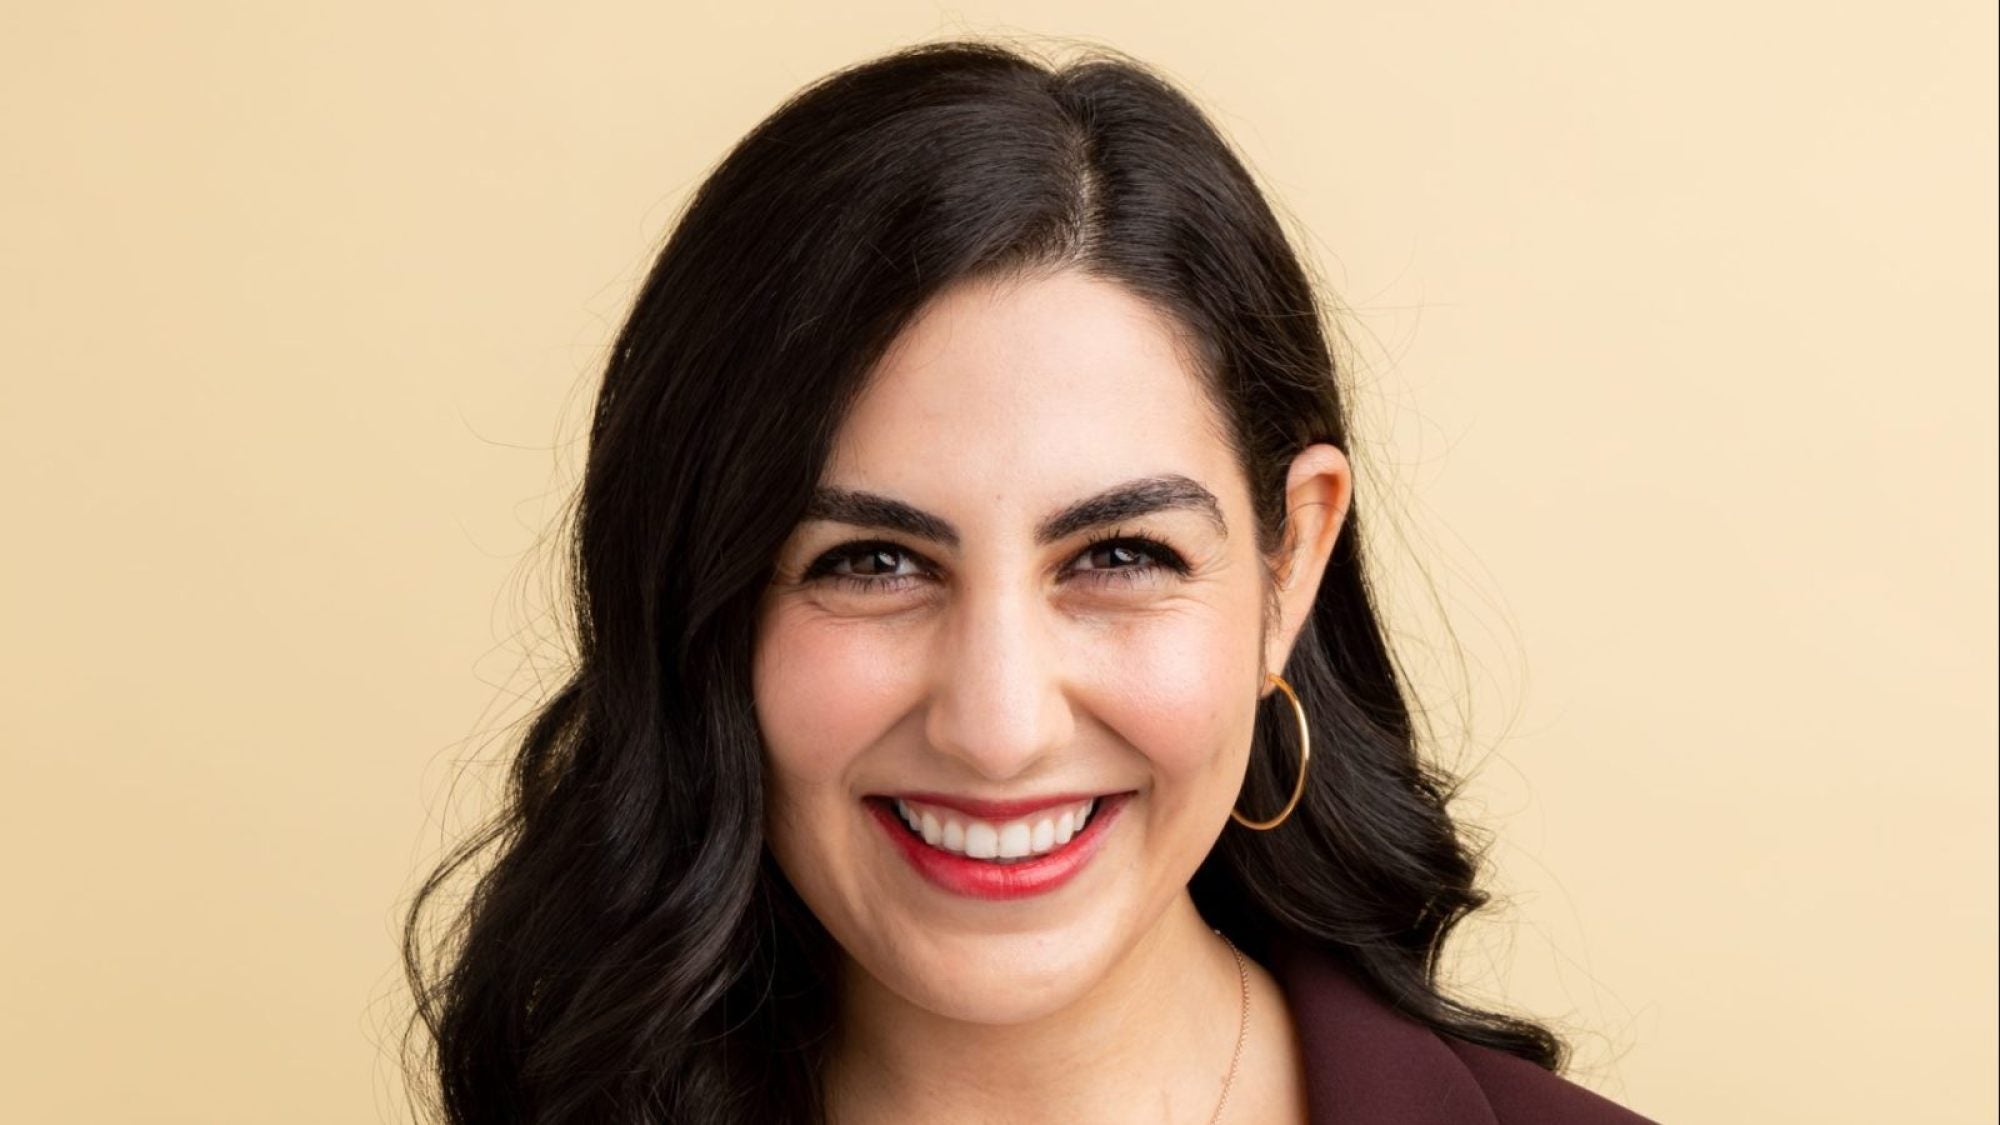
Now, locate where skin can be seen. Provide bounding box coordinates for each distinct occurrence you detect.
[753,268,1350,1123]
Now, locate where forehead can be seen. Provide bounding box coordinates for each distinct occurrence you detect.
[825,271,1235,503]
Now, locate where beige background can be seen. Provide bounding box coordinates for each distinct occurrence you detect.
[3,2,1993,1122]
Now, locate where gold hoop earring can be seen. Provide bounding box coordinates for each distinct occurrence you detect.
[1231,672,1311,831]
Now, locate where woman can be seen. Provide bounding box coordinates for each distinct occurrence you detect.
[404,39,1657,1124]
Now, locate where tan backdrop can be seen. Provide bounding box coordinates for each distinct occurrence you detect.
[3,3,1993,1122]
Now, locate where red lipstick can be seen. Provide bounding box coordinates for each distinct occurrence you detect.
[867,792,1130,901]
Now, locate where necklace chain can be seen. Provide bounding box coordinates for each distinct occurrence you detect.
[1209,930,1250,1125]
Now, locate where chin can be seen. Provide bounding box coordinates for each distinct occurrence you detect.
[882,924,1118,1024]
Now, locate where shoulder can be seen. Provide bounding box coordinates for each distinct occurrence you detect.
[1265,932,1659,1125]
[1444,1037,1658,1125]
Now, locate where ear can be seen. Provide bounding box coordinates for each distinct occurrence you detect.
[1261,443,1353,692]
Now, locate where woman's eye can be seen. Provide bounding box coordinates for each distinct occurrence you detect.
[835,547,903,577]
[1070,534,1190,588]
[1074,539,1159,574]
[803,542,927,591]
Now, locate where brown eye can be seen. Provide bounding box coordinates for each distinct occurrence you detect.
[1078,541,1152,571]
[842,546,907,577]
[1067,534,1190,588]
[802,540,931,594]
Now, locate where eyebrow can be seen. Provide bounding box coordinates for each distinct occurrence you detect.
[802,473,1229,549]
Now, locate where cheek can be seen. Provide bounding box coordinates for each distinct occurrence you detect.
[753,610,916,792]
[1087,606,1261,787]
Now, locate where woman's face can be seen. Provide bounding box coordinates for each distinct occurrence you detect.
[754,269,1343,1025]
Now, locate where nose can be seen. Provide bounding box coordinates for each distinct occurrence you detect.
[923,579,1075,781]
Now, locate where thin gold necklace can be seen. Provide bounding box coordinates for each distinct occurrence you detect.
[1209,930,1250,1124]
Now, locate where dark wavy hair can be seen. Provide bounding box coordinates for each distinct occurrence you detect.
[402,37,1566,1124]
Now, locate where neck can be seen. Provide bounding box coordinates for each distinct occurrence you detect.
[824,892,1241,1123]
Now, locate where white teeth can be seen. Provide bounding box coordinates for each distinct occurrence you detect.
[887,796,1105,864]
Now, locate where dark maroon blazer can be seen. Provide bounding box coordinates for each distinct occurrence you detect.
[1267,934,1659,1124]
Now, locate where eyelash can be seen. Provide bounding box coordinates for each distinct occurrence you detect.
[801,530,1191,596]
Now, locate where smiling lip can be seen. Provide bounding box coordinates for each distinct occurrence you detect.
[867,792,1132,901]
